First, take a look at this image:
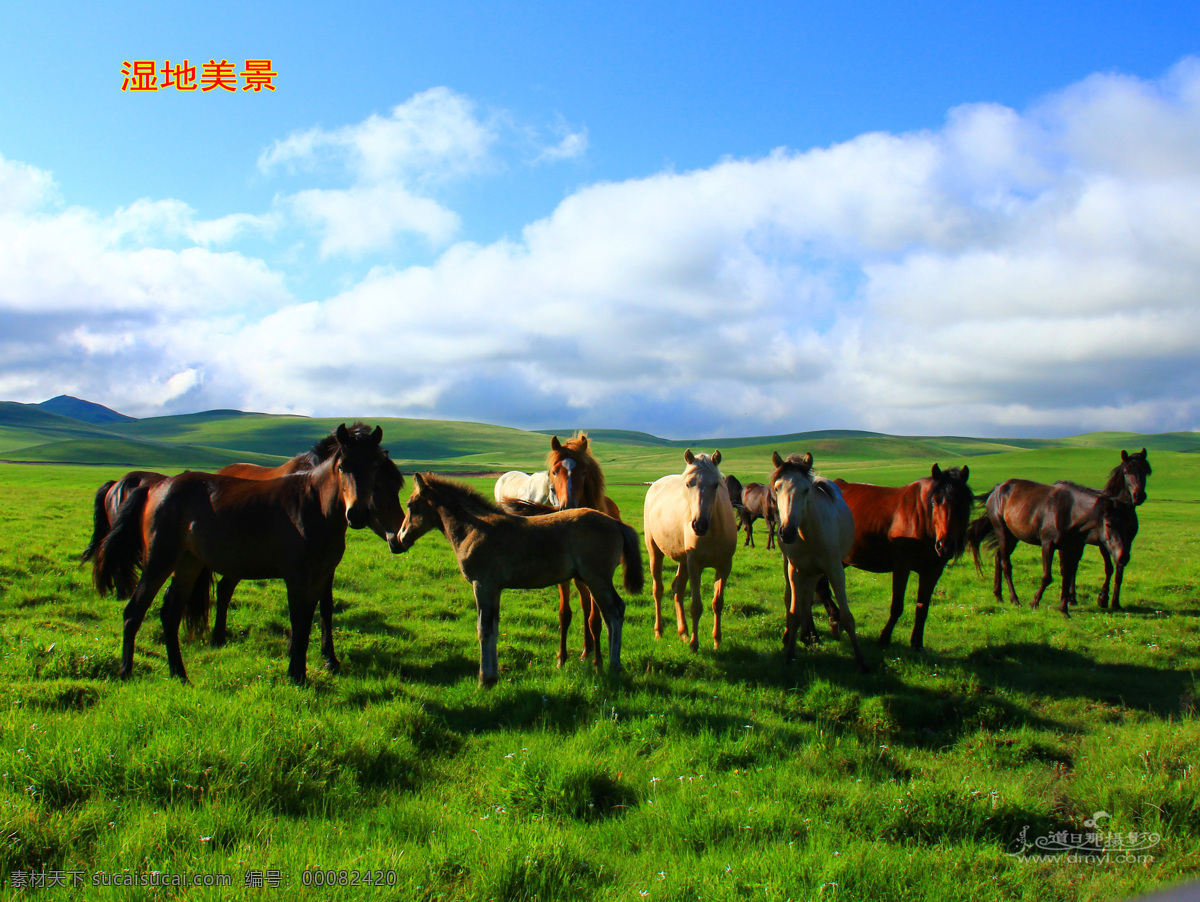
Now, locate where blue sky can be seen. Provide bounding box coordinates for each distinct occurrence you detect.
[2,2,1199,437]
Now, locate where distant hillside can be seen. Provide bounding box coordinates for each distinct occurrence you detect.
[36,395,135,425]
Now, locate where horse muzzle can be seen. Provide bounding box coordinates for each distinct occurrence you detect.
[779,525,798,544]
[386,532,406,554]
[346,504,369,530]
[691,516,710,537]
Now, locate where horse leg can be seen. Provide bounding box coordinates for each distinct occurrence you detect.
[879,569,909,647]
[285,578,321,685]
[581,574,625,675]
[318,576,340,673]
[576,579,601,665]
[472,581,502,687]
[1097,545,1113,608]
[782,560,802,663]
[999,529,1021,606]
[827,566,868,672]
[211,576,239,648]
[766,516,776,551]
[557,582,572,666]
[1058,546,1082,618]
[120,532,181,679]
[744,518,754,548]
[648,543,666,640]
[671,563,690,645]
[711,565,730,651]
[1032,541,1055,610]
[1111,560,1125,611]
[813,576,840,639]
[686,554,704,653]
[910,568,941,652]
[159,558,203,682]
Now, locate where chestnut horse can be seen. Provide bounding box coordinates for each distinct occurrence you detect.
[814,464,973,652]
[966,478,1136,617]
[93,424,388,684]
[210,428,406,671]
[643,450,738,651]
[737,482,778,549]
[546,434,624,665]
[397,473,642,685]
[772,452,867,671]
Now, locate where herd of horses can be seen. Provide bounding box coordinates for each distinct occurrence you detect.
[81,424,1151,686]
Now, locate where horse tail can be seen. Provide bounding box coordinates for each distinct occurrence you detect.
[81,480,116,563]
[965,515,996,575]
[182,567,213,639]
[619,522,644,595]
[94,484,150,598]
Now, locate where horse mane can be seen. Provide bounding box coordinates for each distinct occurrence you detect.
[419,472,502,518]
[548,432,607,507]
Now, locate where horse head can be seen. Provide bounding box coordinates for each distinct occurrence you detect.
[333,422,384,530]
[398,472,441,551]
[681,449,724,537]
[1113,448,1151,506]
[367,450,406,553]
[927,463,973,561]
[548,433,605,510]
[771,451,815,545]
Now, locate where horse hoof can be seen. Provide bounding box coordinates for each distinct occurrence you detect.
[324,659,341,674]
[688,637,699,653]
[479,674,499,689]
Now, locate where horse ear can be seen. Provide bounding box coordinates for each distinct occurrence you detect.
[961,465,969,483]
[684,449,695,464]
[578,434,588,450]
[801,453,813,469]
[931,463,942,479]
[336,423,349,444]
[1121,449,1129,462]
[712,449,722,466]
[551,436,563,452]
[371,425,383,445]
[772,451,784,468]
[1140,447,1147,457]
[413,473,427,491]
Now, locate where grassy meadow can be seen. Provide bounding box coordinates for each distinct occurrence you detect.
[1,427,1198,900]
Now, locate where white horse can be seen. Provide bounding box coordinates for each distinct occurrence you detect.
[772,451,867,671]
[493,470,558,506]
[644,450,738,652]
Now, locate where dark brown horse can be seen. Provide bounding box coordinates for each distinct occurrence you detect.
[82,471,168,564]
[966,478,1137,617]
[397,473,642,685]
[93,424,388,684]
[815,464,974,651]
[1065,448,1151,609]
[737,482,777,549]
[724,474,745,508]
[208,429,406,671]
[546,434,625,666]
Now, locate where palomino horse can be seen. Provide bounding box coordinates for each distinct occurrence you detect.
[737,482,777,549]
[814,464,974,652]
[1065,448,1151,610]
[643,450,738,651]
[493,470,558,506]
[209,428,407,671]
[397,473,642,685]
[966,478,1137,617]
[772,452,867,671]
[93,424,388,684]
[546,434,625,665]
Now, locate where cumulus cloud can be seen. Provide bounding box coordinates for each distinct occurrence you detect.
[4,62,1200,435]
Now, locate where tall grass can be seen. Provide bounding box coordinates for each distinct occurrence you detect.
[1,453,1197,900]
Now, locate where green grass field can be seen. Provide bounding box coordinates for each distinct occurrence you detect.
[1,422,1198,900]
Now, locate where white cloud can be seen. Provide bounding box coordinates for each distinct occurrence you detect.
[5,61,1200,435]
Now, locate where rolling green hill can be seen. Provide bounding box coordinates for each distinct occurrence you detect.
[0,398,1196,475]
